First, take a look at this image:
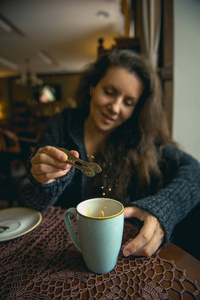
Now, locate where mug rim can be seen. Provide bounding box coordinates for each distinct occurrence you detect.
[76,197,124,220]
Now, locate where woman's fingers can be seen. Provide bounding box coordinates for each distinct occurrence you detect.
[123,226,164,257]
[33,169,69,184]
[31,146,67,167]
[123,206,164,257]
[123,217,157,255]
[37,146,79,161]
[38,146,68,161]
[31,162,70,175]
[124,206,146,220]
[30,146,79,184]
[32,147,79,168]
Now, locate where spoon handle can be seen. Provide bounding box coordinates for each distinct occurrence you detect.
[56,147,102,173]
[65,160,95,177]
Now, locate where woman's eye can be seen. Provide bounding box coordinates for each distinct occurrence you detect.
[104,89,114,96]
[124,99,134,107]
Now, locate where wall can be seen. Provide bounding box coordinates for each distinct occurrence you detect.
[173,0,200,161]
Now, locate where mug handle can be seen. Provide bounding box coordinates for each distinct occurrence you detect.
[64,208,81,252]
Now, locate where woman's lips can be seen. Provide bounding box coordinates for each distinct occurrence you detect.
[101,113,115,124]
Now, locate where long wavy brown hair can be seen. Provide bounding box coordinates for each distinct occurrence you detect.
[75,49,175,203]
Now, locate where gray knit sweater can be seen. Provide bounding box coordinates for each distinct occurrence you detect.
[22,108,200,243]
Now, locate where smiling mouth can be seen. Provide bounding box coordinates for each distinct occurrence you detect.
[102,113,115,123]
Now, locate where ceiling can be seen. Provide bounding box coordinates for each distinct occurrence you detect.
[0,0,125,78]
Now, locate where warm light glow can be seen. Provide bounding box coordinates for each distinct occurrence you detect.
[0,103,6,119]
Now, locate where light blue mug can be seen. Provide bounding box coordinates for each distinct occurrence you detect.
[64,198,124,274]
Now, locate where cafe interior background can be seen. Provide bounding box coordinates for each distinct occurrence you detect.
[0,0,200,211]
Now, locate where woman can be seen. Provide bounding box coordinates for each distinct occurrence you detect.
[22,49,200,257]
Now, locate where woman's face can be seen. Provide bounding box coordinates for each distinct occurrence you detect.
[88,67,144,134]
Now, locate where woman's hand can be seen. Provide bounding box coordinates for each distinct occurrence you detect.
[122,206,165,257]
[30,146,79,184]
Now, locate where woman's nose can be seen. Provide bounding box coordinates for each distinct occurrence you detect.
[108,99,121,114]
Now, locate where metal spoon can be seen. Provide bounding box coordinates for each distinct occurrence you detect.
[65,160,95,177]
[56,147,102,174]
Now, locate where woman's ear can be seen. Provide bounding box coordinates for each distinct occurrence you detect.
[89,85,95,96]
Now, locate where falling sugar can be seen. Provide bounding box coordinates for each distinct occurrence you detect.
[100,210,104,217]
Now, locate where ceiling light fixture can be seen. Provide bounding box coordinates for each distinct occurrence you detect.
[16,59,43,87]
[96,11,110,19]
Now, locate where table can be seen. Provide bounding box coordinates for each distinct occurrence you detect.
[0,206,200,299]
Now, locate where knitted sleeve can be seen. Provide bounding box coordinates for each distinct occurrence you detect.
[20,167,75,211]
[130,145,200,243]
[20,111,75,211]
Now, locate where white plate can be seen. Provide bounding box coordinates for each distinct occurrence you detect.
[0,207,42,242]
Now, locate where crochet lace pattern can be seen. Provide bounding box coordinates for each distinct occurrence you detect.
[0,207,200,299]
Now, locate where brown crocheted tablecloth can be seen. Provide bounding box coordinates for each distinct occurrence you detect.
[0,206,200,299]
